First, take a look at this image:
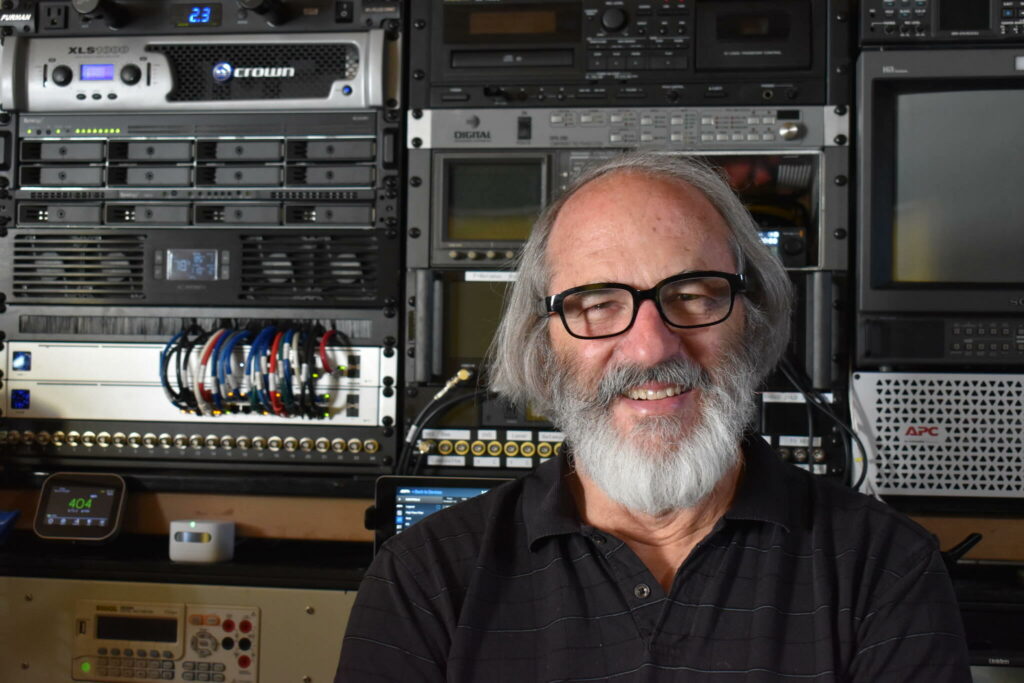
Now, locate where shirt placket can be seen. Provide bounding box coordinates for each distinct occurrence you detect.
[582,526,667,643]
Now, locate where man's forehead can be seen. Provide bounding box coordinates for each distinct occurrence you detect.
[544,171,734,283]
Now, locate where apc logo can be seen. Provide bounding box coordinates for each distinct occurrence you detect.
[902,425,944,442]
[212,62,234,83]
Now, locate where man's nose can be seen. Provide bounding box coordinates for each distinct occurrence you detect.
[618,299,683,364]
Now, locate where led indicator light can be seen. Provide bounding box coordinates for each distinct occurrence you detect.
[81,662,92,673]
[190,521,197,528]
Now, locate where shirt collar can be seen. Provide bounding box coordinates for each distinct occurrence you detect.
[521,435,810,549]
[723,435,810,533]
[522,454,582,549]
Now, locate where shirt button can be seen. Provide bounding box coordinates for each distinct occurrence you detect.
[591,533,606,544]
[634,583,651,599]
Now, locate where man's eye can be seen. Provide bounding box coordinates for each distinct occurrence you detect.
[664,292,707,306]
[582,299,625,316]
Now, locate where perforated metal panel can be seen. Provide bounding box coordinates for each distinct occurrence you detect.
[850,371,1024,497]
[239,233,379,304]
[147,43,357,102]
[12,233,146,301]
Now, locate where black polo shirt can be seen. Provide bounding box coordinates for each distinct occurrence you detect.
[336,437,971,682]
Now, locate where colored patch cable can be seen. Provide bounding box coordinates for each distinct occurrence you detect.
[163,325,349,419]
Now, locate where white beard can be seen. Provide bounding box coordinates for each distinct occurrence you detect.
[548,355,758,517]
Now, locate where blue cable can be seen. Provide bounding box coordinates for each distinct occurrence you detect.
[160,330,186,406]
[218,329,252,404]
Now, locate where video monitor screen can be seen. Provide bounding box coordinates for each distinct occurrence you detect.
[892,89,1024,285]
[444,276,511,372]
[445,160,544,242]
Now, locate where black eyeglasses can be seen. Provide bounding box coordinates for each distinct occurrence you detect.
[543,271,746,340]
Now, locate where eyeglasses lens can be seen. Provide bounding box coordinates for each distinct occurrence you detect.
[560,288,634,338]
[560,276,734,338]
[659,276,734,327]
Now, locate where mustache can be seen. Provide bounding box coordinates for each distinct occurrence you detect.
[588,357,713,408]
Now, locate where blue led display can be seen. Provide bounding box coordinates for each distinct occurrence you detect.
[80,64,115,81]
[12,351,31,372]
[11,390,30,410]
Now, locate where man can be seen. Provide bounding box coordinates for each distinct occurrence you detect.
[336,153,971,681]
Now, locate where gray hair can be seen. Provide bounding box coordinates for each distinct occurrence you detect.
[486,151,794,412]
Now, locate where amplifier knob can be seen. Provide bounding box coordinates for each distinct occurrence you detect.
[71,0,129,29]
[466,251,480,260]
[237,0,289,25]
[120,64,142,85]
[601,8,629,32]
[778,122,805,141]
[51,65,73,87]
[485,250,498,259]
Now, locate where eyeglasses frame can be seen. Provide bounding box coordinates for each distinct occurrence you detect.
[542,270,747,340]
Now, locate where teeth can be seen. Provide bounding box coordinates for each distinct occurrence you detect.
[625,385,688,401]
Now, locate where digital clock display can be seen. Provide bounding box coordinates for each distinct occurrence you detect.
[171,3,223,27]
[34,472,126,542]
[166,248,219,281]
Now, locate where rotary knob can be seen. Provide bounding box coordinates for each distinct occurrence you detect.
[237,0,289,25]
[778,122,805,141]
[120,64,141,85]
[601,8,628,32]
[71,0,128,28]
[51,65,73,87]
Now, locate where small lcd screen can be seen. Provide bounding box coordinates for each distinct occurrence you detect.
[395,486,494,533]
[938,0,990,31]
[445,161,543,242]
[80,64,115,81]
[42,483,117,529]
[96,616,178,643]
[166,249,219,281]
[718,12,790,40]
[445,278,511,371]
[444,3,580,44]
[891,89,1024,284]
[469,10,557,35]
[171,4,223,27]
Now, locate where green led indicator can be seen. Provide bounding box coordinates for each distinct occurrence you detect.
[190,521,196,528]
[81,662,92,673]
[25,129,32,134]
[55,128,61,134]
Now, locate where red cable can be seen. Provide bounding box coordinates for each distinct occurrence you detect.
[318,329,337,375]
[197,329,227,403]
[268,330,286,415]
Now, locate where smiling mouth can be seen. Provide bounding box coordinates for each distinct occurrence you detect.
[624,384,691,401]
